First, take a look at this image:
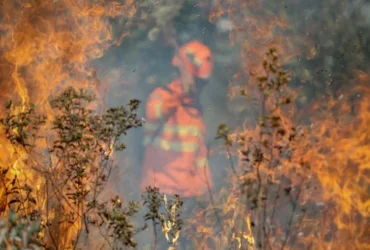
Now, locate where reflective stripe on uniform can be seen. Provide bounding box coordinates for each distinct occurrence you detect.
[193,57,202,66]
[185,48,202,67]
[143,136,199,152]
[144,122,201,137]
[196,157,208,168]
[153,102,163,119]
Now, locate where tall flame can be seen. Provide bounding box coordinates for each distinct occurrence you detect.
[299,78,370,249]
[0,0,136,248]
[190,1,370,249]
[1,0,369,249]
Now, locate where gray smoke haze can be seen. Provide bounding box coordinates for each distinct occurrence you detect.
[90,0,370,247]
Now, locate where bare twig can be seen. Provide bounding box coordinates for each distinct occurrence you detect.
[204,144,222,233]
[281,179,304,250]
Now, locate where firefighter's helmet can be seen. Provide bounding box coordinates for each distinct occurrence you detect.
[172,40,214,79]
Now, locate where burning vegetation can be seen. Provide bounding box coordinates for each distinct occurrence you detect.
[0,0,369,249]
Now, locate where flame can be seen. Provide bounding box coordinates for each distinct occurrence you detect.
[0,0,137,111]
[1,0,368,249]
[196,75,369,249]
[205,2,370,248]
[0,0,137,248]
[298,78,370,249]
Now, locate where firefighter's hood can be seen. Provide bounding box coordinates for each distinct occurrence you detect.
[172,40,214,79]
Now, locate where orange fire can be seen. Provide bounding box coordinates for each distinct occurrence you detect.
[298,78,370,249]
[1,0,369,249]
[189,66,370,249]
[0,0,137,248]
[183,1,370,249]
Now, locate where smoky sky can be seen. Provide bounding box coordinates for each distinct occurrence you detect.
[88,2,370,248]
[91,0,370,201]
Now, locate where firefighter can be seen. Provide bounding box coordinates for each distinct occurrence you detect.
[140,40,214,248]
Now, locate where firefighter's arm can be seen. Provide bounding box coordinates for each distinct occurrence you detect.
[145,89,178,121]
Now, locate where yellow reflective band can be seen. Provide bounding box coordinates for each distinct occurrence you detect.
[175,126,200,136]
[144,122,201,137]
[143,136,199,152]
[153,102,162,119]
[185,48,193,54]
[193,57,202,66]
[196,158,208,168]
[185,48,201,66]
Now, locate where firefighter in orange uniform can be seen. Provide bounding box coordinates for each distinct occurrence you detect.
[140,40,214,247]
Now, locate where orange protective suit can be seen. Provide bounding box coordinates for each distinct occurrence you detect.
[140,41,213,198]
